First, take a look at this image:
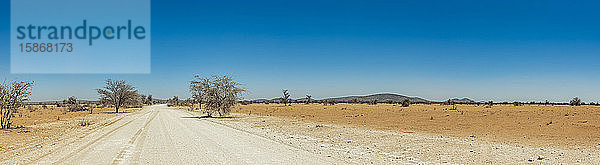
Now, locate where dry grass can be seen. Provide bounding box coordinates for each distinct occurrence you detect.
[233,103,600,148]
[0,105,140,154]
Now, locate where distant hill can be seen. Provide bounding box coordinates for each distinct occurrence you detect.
[250,93,430,103]
[323,93,430,103]
[448,98,475,103]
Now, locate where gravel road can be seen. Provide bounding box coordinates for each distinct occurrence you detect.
[27,105,337,164]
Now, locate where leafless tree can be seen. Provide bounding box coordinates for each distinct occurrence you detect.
[97,79,138,113]
[282,90,290,106]
[1,80,34,129]
[306,94,312,104]
[190,74,245,117]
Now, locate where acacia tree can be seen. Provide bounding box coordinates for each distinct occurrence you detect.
[0,80,34,129]
[190,77,206,109]
[190,74,244,117]
[97,79,138,113]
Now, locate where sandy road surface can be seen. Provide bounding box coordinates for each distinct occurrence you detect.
[21,105,336,164]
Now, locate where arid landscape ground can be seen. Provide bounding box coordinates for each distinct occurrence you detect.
[0,105,140,159]
[2,103,600,164]
[233,103,600,148]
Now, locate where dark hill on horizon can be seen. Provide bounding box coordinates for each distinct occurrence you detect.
[253,93,432,103]
[448,98,476,103]
[324,93,430,103]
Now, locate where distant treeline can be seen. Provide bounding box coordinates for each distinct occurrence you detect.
[239,98,596,106]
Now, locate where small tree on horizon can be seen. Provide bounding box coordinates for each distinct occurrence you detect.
[402,99,410,107]
[65,96,83,112]
[168,96,180,107]
[306,94,312,104]
[97,79,138,113]
[146,95,153,105]
[282,90,291,106]
[570,97,583,106]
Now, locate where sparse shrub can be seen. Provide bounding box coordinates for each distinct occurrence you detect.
[443,99,455,105]
[323,100,336,106]
[401,99,410,107]
[449,105,458,110]
[240,100,251,105]
[305,95,312,104]
[485,101,493,108]
[66,96,84,112]
[570,97,582,106]
[27,105,35,112]
[79,119,90,126]
[167,96,180,107]
[513,102,523,106]
[368,99,378,105]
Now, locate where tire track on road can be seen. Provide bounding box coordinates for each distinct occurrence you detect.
[27,111,141,165]
[112,110,159,165]
[180,110,345,164]
[51,110,152,165]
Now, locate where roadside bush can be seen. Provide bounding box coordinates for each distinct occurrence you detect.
[65,96,84,112]
[401,99,410,107]
[167,96,180,107]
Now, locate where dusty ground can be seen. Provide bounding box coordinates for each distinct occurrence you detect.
[2,104,599,164]
[0,105,140,159]
[232,103,600,149]
[3,105,339,164]
[210,112,600,164]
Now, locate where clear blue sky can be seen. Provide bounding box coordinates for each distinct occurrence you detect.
[1,0,599,102]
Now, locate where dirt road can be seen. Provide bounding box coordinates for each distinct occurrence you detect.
[21,105,336,164]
